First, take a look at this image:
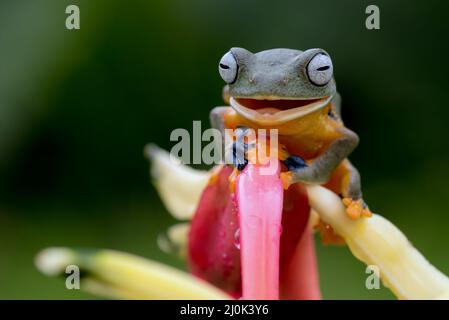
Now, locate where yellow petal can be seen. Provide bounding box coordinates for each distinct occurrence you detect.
[36,247,230,300]
[306,185,449,300]
[145,144,210,220]
[157,222,190,258]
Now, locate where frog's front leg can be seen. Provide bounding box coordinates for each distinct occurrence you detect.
[281,128,370,219]
[283,127,359,184]
[210,107,250,170]
[332,160,372,219]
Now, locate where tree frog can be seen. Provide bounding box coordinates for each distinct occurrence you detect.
[211,47,371,219]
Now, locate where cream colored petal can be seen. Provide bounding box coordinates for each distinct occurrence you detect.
[306,185,449,300]
[81,278,146,300]
[36,247,230,300]
[157,222,190,258]
[308,208,320,229]
[145,144,211,220]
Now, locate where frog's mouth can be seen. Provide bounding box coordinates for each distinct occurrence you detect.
[230,96,332,125]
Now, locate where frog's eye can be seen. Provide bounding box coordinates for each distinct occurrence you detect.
[218,52,238,84]
[307,53,333,86]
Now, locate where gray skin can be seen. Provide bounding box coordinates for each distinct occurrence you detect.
[211,47,362,200]
[227,47,336,98]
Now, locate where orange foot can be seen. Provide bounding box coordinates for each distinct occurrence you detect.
[342,198,372,220]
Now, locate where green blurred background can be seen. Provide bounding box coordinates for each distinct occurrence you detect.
[0,0,448,299]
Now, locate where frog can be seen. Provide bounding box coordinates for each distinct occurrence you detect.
[210,47,371,219]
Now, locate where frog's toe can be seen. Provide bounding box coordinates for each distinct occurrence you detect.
[225,140,249,171]
[280,155,308,189]
[225,126,255,171]
[362,207,373,218]
[342,198,370,220]
[234,154,248,171]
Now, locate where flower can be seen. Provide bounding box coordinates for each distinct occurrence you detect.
[35,248,230,299]
[35,145,449,300]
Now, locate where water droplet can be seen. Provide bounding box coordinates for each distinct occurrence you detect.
[222,253,233,267]
[234,228,240,250]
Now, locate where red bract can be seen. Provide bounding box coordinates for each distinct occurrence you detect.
[188,162,320,299]
[188,166,242,297]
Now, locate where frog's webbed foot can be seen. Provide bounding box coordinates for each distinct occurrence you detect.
[225,126,253,171]
[280,152,335,190]
[230,141,248,171]
[339,161,372,219]
[280,155,308,190]
[342,198,372,220]
[225,126,255,193]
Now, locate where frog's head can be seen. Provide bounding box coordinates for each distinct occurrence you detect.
[218,48,336,125]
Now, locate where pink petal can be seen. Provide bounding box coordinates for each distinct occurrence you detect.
[236,161,283,300]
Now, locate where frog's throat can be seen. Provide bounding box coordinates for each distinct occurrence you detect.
[230,95,333,126]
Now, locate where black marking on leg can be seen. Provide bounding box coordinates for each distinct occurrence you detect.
[235,158,248,171]
[328,108,338,120]
[283,155,307,172]
[232,141,248,171]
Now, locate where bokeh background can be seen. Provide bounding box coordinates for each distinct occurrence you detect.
[0,0,448,299]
